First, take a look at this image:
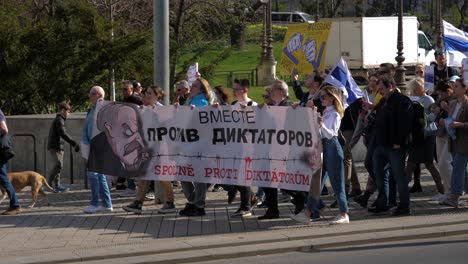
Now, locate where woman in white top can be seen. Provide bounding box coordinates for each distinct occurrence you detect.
[291,86,349,224]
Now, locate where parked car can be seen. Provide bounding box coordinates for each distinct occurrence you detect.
[272,11,314,25]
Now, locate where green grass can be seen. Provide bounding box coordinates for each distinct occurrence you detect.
[200,42,299,103]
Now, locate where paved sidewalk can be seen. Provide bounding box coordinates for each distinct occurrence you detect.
[0,162,467,263]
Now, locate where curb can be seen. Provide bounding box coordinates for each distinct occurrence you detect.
[4,216,468,264]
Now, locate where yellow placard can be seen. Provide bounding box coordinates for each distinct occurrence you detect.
[280,22,332,75]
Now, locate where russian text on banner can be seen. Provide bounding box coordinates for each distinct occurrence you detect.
[87,103,322,192]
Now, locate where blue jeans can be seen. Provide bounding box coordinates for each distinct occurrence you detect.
[87,171,112,208]
[0,164,20,208]
[373,146,409,209]
[181,181,207,208]
[127,178,136,190]
[307,137,348,216]
[451,153,468,195]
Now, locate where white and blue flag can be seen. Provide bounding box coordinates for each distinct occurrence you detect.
[324,57,364,109]
[443,20,468,67]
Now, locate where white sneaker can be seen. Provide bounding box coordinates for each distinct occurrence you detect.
[119,189,136,197]
[145,191,155,201]
[98,206,114,213]
[431,193,444,202]
[83,205,100,214]
[290,212,310,225]
[330,214,350,224]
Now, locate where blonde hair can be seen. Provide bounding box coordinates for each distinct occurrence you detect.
[322,86,344,118]
[197,78,213,105]
[408,77,425,95]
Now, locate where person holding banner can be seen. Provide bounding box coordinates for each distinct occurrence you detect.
[179,78,213,217]
[123,86,176,215]
[291,86,349,224]
[258,80,294,220]
[227,79,258,218]
[82,86,113,214]
[174,80,191,105]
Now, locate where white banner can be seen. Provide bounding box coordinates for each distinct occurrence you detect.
[87,102,322,192]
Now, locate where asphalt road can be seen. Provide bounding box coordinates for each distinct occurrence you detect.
[191,234,468,264]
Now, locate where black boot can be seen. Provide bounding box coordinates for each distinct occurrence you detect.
[353,191,371,208]
[409,183,422,193]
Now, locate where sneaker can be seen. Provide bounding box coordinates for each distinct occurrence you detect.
[231,208,252,218]
[257,200,269,208]
[188,207,206,217]
[158,202,176,214]
[122,201,143,214]
[330,214,349,224]
[98,206,114,213]
[392,207,410,216]
[439,195,459,208]
[431,193,445,202]
[179,203,195,216]
[2,207,21,215]
[83,205,100,214]
[145,191,155,201]
[56,185,70,192]
[119,188,136,197]
[290,212,310,225]
[258,210,279,220]
[212,185,224,192]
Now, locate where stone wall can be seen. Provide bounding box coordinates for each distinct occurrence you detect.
[6,113,87,188]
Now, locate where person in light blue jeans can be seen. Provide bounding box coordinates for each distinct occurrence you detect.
[81,86,113,214]
[291,86,349,225]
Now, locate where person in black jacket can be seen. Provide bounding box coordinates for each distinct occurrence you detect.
[258,80,294,220]
[47,102,80,192]
[292,70,325,113]
[371,77,413,216]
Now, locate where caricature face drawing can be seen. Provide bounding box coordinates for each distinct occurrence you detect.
[97,103,145,172]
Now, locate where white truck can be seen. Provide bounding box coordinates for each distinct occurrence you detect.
[322,16,434,73]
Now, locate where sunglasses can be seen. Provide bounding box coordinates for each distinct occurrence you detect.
[262,94,270,99]
[434,50,445,55]
[320,94,327,100]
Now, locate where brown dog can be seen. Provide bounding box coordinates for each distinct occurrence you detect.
[0,171,53,208]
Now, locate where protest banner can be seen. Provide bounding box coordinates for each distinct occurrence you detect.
[87,102,322,192]
[280,22,332,75]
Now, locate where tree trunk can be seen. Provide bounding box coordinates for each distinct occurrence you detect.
[169,0,185,89]
[459,0,467,30]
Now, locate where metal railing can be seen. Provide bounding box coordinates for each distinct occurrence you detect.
[212,69,257,87]
[10,133,38,172]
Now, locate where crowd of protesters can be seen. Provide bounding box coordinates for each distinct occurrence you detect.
[0,50,467,226]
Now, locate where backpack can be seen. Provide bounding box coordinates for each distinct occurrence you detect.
[408,100,427,148]
[0,134,15,165]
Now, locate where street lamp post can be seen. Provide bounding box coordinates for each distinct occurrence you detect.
[257,0,276,86]
[315,0,319,22]
[394,0,407,92]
